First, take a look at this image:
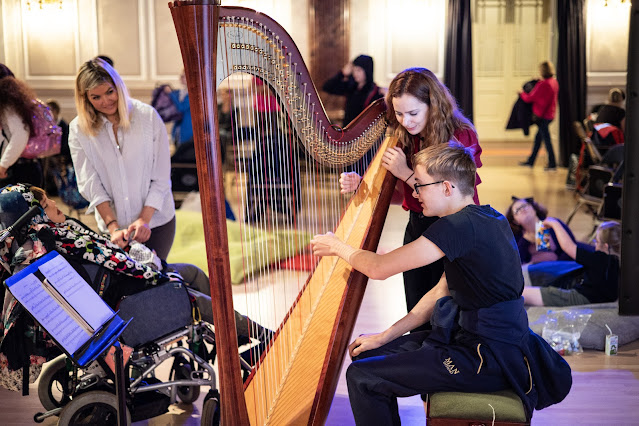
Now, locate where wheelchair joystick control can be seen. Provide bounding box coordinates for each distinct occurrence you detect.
[0,205,41,243]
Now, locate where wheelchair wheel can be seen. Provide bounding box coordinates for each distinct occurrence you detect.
[38,355,73,411]
[201,389,220,426]
[57,391,130,426]
[173,362,201,404]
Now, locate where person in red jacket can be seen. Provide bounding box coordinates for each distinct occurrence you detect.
[519,61,559,171]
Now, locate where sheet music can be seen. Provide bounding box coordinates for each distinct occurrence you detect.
[37,253,113,330]
[8,273,91,354]
[6,252,114,355]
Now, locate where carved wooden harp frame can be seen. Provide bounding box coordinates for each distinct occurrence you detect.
[170,2,397,424]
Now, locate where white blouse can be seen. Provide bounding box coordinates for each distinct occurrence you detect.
[69,99,175,233]
[0,109,30,169]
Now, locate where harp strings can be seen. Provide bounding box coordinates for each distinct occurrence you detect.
[216,14,385,421]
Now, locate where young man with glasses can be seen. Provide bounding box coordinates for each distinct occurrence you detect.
[311,141,571,425]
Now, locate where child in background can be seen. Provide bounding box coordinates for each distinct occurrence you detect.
[523,220,620,307]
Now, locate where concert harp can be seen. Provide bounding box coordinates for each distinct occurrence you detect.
[170,1,397,424]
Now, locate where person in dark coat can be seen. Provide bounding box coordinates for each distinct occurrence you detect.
[322,54,384,126]
[594,87,625,132]
[506,79,538,136]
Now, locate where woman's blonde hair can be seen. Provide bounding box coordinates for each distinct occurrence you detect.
[74,58,131,136]
[597,221,621,257]
[413,141,476,197]
[385,68,475,153]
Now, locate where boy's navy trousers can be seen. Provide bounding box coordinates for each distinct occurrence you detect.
[346,330,511,426]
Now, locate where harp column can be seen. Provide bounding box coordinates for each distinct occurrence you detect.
[170,1,250,424]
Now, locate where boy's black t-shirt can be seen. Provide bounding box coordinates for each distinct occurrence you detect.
[574,243,619,303]
[423,204,524,310]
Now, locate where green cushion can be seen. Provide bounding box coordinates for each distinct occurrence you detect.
[429,389,527,422]
[168,210,313,284]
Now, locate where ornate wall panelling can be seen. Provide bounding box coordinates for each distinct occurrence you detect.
[95,0,146,85]
[472,0,553,141]
[1,1,24,75]
[19,0,81,88]
[3,0,310,113]
[384,0,445,79]
[585,0,630,111]
[149,0,183,81]
[309,0,350,118]
[345,0,446,96]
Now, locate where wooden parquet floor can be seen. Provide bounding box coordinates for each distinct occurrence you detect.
[1,141,637,425]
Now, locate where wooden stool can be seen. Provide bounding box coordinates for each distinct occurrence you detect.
[426,389,530,426]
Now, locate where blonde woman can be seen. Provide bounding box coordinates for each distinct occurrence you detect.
[69,58,175,260]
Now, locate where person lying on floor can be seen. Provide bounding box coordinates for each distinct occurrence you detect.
[310,142,571,425]
[0,183,271,380]
[522,219,620,307]
[506,196,582,288]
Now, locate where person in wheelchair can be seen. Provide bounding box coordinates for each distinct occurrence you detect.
[0,183,271,392]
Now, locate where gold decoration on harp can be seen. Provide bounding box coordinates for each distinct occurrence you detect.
[218,16,388,167]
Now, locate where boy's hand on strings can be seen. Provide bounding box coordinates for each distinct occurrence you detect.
[340,172,361,193]
[310,232,341,257]
[382,147,411,181]
[348,332,387,358]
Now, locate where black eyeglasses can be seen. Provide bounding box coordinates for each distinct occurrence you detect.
[413,181,454,195]
[513,203,531,215]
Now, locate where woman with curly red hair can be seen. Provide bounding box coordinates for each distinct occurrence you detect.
[0,63,43,187]
[339,68,483,331]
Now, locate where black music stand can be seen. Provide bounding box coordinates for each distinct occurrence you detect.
[5,251,132,425]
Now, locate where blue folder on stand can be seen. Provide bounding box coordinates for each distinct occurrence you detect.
[5,251,131,367]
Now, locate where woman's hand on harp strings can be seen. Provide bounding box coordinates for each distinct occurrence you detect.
[382,147,412,182]
[348,332,388,358]
[340,172,362,193]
